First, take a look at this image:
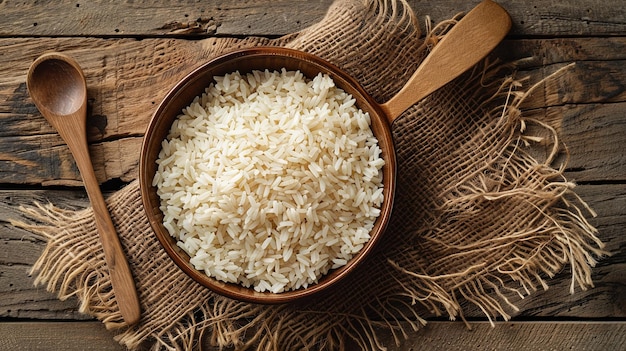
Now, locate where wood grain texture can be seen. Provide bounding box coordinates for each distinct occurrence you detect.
[0,0,327,37]
[0,0,624,37]
[1,321,624,351]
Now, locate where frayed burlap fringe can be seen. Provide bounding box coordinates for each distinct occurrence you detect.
[13,0,608,350]
[384,61,609,325]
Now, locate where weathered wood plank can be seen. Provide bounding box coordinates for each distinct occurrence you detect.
[496,37,626,69]
[1,321,625,351]
[0,189,91,320]
[392,321,626,351]
[508,103,626,185]
[413,0,626,37]
[493,37,626,113]
[549,102,625,183]
[0,322,126,351]
[0,134,142,186]
[0,0,624,37]
[1,37,624,186]
[1,184,623,320]
[0,0,327,38]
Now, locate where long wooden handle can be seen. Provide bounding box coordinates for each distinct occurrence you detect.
[380,0,511,122]
[66,135,142,326]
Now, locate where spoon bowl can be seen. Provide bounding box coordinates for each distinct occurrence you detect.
[27,52,141,326]
[27,56,86,117]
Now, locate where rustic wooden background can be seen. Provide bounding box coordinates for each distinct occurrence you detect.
[1,0,624,350]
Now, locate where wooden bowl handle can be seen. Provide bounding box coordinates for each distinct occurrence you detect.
[380,0,511,123]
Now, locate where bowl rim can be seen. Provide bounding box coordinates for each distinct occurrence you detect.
[139,47,396,304]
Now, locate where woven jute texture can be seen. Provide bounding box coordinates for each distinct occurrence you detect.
[15,0,607,350]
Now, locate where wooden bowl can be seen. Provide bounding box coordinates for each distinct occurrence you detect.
[139,47,396,304]
[139,0,510,304]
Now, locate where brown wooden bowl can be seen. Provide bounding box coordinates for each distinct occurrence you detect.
[139,47,397,304]
[139,1,510,304]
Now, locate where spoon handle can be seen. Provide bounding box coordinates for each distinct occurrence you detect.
[65,132,142,326]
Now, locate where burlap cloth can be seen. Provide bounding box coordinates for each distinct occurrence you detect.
[15,0,608,350]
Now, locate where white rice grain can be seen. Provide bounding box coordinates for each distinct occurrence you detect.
[154,69,384,293]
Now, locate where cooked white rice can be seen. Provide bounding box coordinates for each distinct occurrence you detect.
[153,68,384,293]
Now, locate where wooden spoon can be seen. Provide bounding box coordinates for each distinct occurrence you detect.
[27,52,141,326]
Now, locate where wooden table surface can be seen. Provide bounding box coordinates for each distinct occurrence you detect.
[1,0,625,350]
